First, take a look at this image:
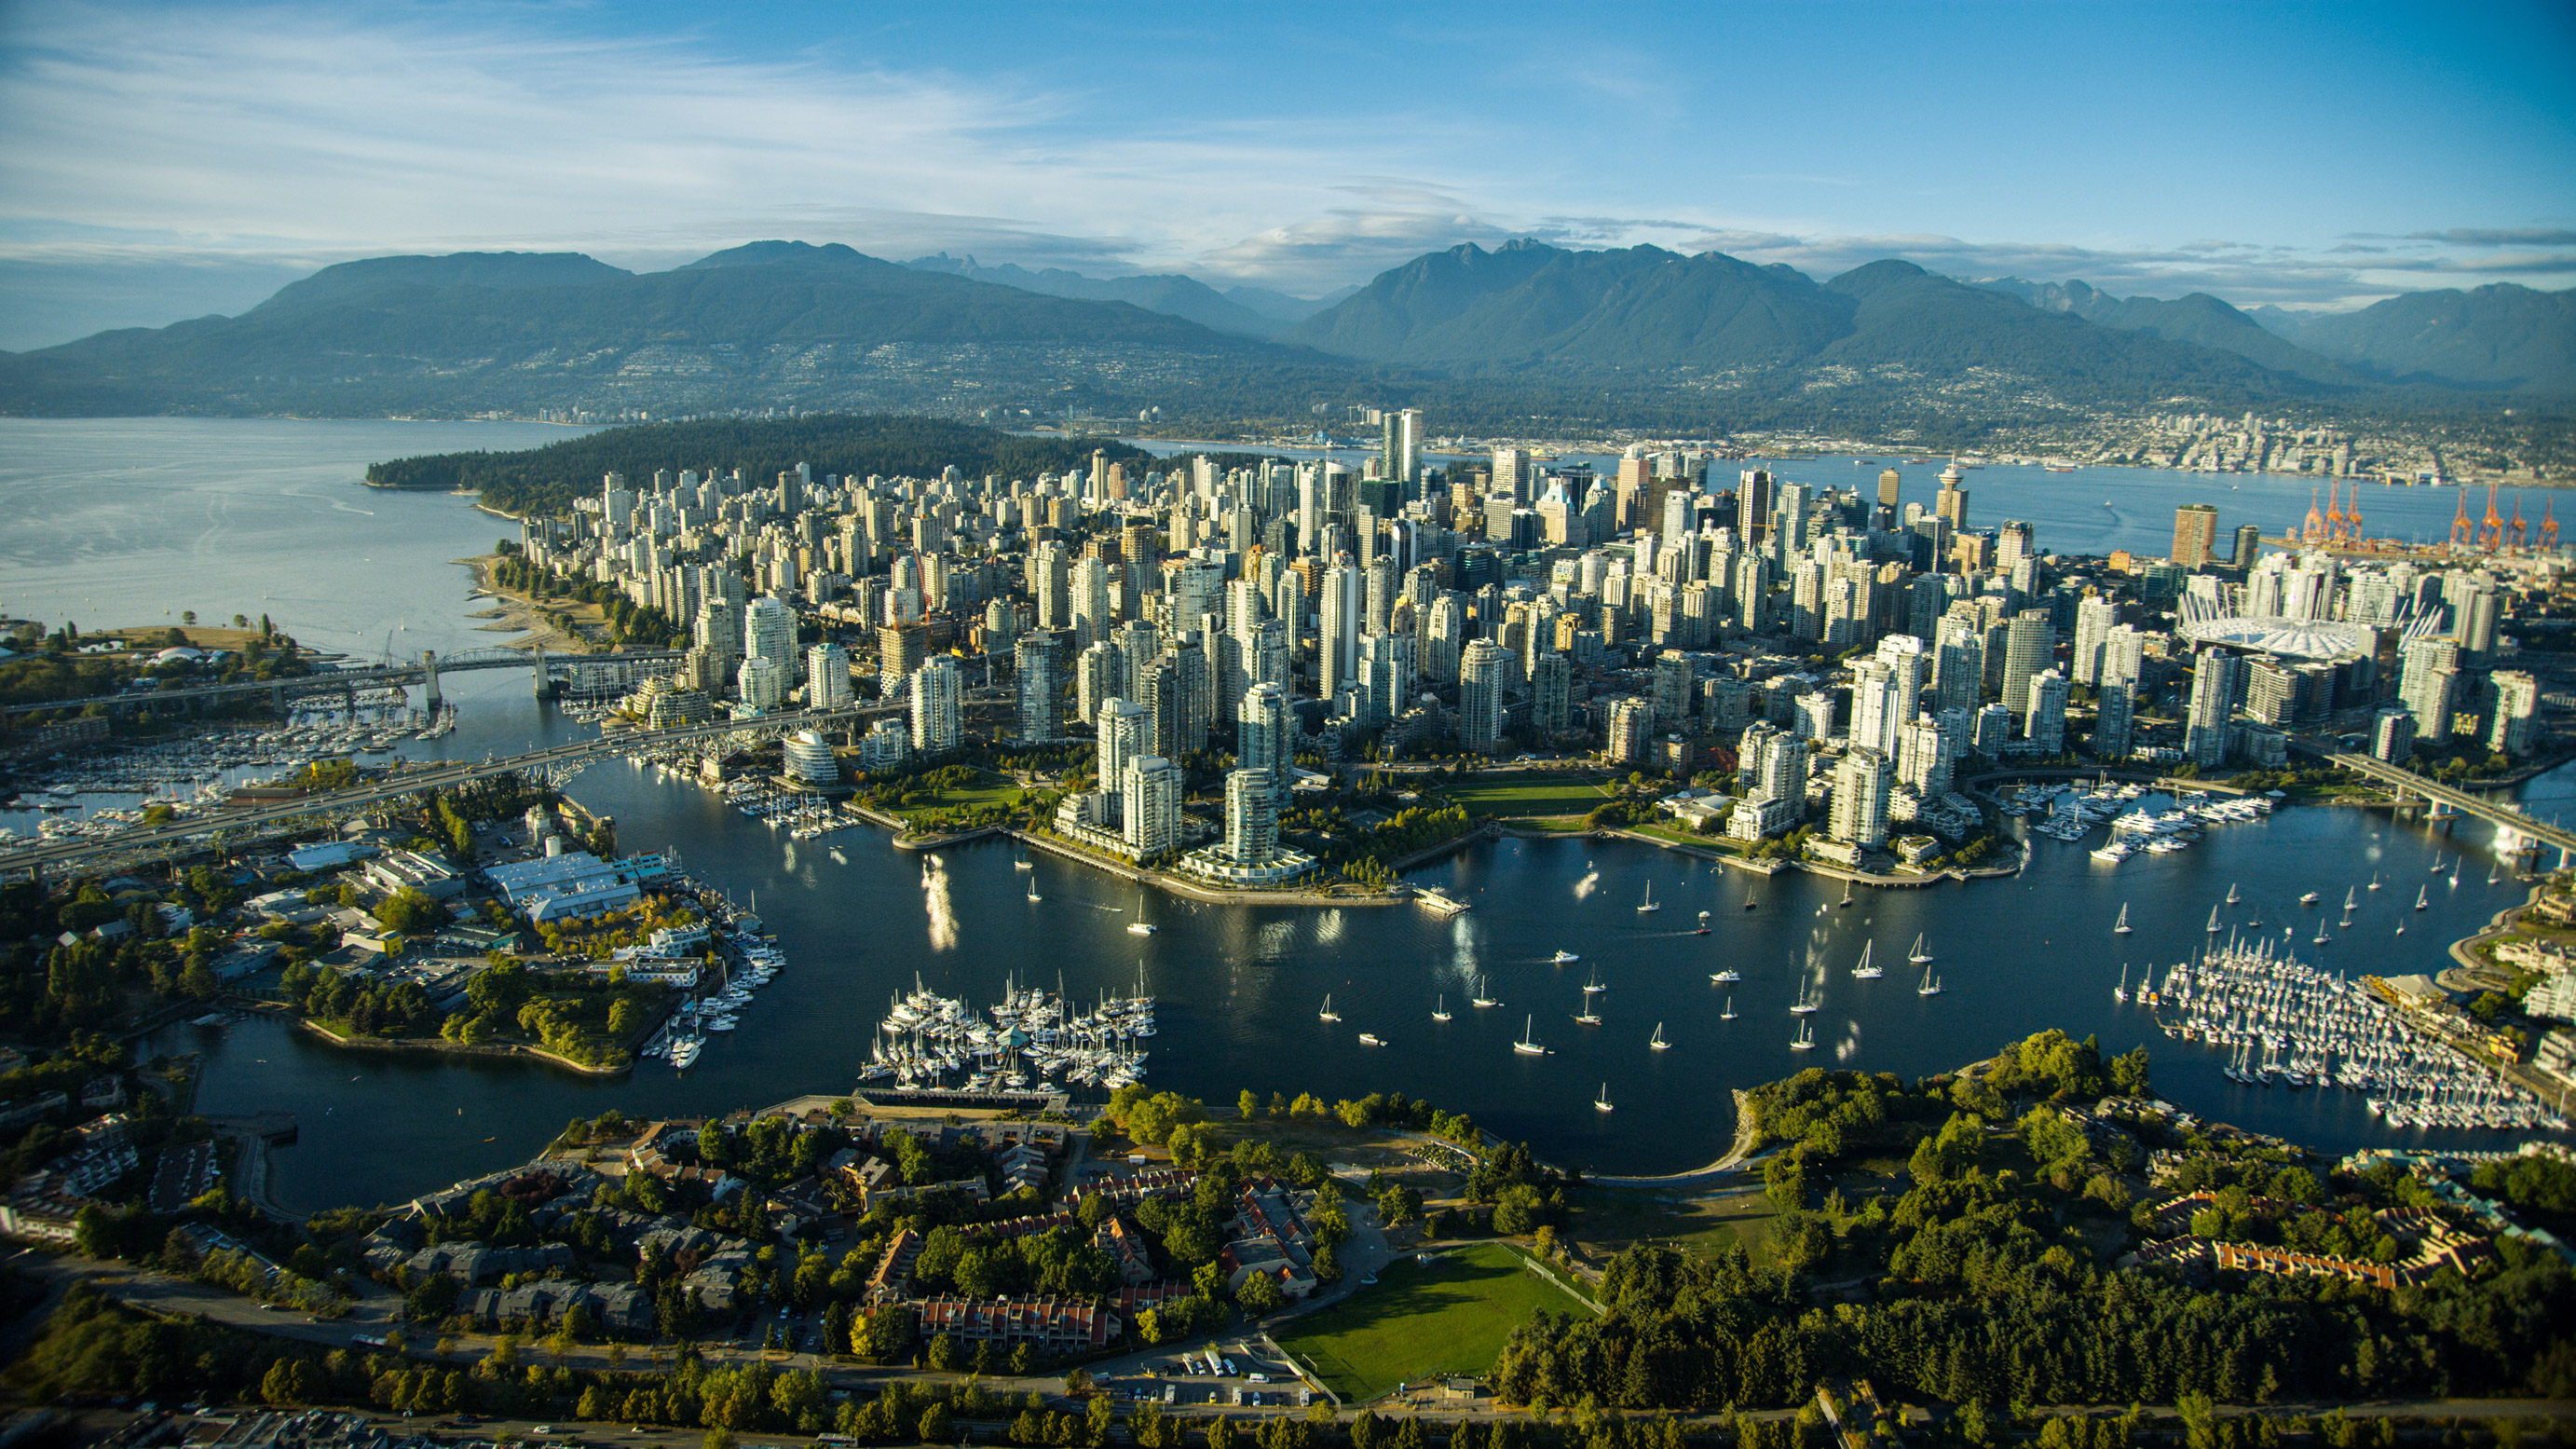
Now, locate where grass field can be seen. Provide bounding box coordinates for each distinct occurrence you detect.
[1440,773,1612,822]
[887,769,1023,826]
[1274,1242,1588,1401]
[1569,1186,1785,1267]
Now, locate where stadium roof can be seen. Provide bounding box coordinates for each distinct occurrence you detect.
[2175,615,2377,661]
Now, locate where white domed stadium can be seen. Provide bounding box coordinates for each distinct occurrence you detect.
[2174,615,2376,661]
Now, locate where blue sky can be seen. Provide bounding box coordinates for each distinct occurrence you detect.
[1,0,2570,349]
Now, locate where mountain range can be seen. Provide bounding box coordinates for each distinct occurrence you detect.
[1,237,2567,431]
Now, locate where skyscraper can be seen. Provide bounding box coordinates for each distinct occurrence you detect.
[2024,668,2069,755]
[1380,407,1423,490]
[1221,767,1281,866]
[805,642,852,709]
[1236,682,1294,803]
[1015,633,1062,743]
[1934,464,1969,539]
[1097,698,1148,799]
[2185,649,2241,768]
[1319,562,1361,702]
[909,655,962,755]
[2000,610,2054,720]
[1459,638,1510,755]
[1122,756,1182,860]
[2093,681,2133,759]
[1830,746,1892,849]
[744,595,797,677]
[2173,504,2220,569]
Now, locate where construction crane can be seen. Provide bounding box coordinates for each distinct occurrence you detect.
[2509,494,2528,553]
[2451,489,2476,548]
[2479,483,2505,553]
[2544,498,2560,552]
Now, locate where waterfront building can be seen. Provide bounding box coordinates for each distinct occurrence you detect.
[1897,715,1954,797]
[2093,682,2134,760]
[2025,668,2069,755]
[2173,504,2220,568]
[783,730,841,786]
[1605,696,1654,766]
[2371,708,2417,764]
[1728,723,1809,841]
[910,656,963,756]
[1122,757,1183,860]
[1830,746,1892,851]
[1237,682,1294,804]
[859,717,911,773]
[2187,648,2242,768]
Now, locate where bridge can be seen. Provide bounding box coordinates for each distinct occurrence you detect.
[0,702,903,882]
[2307,742,2576,866]
[0,647,689,719]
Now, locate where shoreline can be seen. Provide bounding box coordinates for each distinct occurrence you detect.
[292,1017,632,1077]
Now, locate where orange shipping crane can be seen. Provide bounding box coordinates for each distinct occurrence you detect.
[2480,483,2505,552]
[2544,498,2560,552]
[2510,494,2528,553]
[2451,489,2476,547]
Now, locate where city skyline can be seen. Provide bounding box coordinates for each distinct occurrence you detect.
[2,0,2572,349]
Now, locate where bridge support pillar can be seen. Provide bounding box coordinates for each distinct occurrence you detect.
[421,649,441,710]
[269,683,285,714]
[532,646,555,702]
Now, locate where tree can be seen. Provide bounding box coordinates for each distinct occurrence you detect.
[1237,1270,1284,1317]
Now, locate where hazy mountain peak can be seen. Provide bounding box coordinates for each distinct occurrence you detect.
[254,251,631,313]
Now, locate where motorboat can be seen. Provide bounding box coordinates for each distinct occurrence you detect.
[1710,966,1741,984]
[2299,891,2321,906]
[1551,950,1580,965]
[1358,1033,1385,1047]
[1127,922,1158,936]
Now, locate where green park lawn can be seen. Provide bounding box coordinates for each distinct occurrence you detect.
[883,769,1023,827]
[1440,773,1613,822]
[1568,1186,1784,1267]
[1274,1242,1590,1402]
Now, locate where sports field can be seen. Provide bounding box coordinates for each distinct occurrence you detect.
[1439,773,1612,821]
[1273,1242,1591,1402]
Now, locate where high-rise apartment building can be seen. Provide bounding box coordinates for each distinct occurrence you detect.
[909,656,962,755]
[1122,757,1182,860]
[2173,504,2220,568]
[1015,633,1062,743]
[1830,746,1892,849]
[1236,682,1294,803]
[805,642,852,709]
[1459,638,1510,755]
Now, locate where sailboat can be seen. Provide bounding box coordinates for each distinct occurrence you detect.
[1908,933,1933,964]
[1649,1022,1670,1051]
[1027,882,1043,902]
[1318,994,1341,1023]
[1513,1015,1547,1055]
[1837,880,1855,909]
[1709,964,1741,983]
[1595,1083,1615,1113]
[1850,941,1883,979]
[2226,882,2242,905]
[1790,983,1820,1015]
[1574,997,1602,1026]
[1790,1019,1816,1051]
[1638,882,1659,913]
[2343,886,2358,911]
[1719,995,1738,1020]
[2113,964,2128,1004]
[2367,871,2381,892]
[1432,994,1452,1023]
[2312,923,2331,946]
[1583,968,1606,995]
[1014,855,1034,870]
[2449,859,2461,888]
[2431,854,2446,874]
[2114,904,2132,935]
[1917,963,1942,997]
[1471,976,1501,1008]
[2488,860,2502,885]
[2415,885,2430,911]
[2205,904,2222,935]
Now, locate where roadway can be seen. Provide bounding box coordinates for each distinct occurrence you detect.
[0,648,688,718]
[0,703,899,879]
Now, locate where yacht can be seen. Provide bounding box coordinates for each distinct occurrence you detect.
[2114,904,2133,935]
[1850,941,1883,980]
[1595,1083,1615,1113]
[1513,1015,1547,1055]
[1358,1033,1385,1047]
[1027,883,1043,902]
[1790,1019,1816,1051]
[1790,984,1820,1015]
[1638,882,1659,913]
[1907,933,1933,964]
[1582,968,1606,996]
[2415,885,2429,911]
[1127,922,1158,936]
[1318,994,1341,1023]
[1719,995,1738,1020]
[2206,905,2223,935]
[1649,1022,1670,1051]
[1710,965,1741,984]
[1432,994,1452,1023]
[1574,1001,1602,1026]
[1015,856,1034,870]
[1917,964,1942,997]
[1551,950,1580,965]
[2299,891,2321,906]
[2226,882,2242,905]
[1470,976,1501,1008]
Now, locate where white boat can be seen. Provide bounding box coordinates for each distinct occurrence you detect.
[1574,1003,1601,1025]
[1637,882,1659,914]
[1790,1019,1815,1051]
[2367,872,2381,892]
[2299,891,2321,906]
[1582,968,1606,996]
[1850,941,1882,979]
[2431,854,2446,874]
[1790,984,1820,1015]
[1649,1021,1670,1051]
[1595,1083,1615,1113]
[2206,905,2223,935]
[1318,994,1340,1023]
[1127,922,1157,936]
[1432,994,1452,1023]
[1907,933,1932,964]
[1470,976,1500,1008]
[2226,882,2241,905]
[1358,1033,1385,1047]
[1551,950,1580,964]
[2113,964,2128,1004]
[1513,1015,1547,1055]
[2114,904,2132,935]
[1014,857,1033,870]
[1719,995,1737,1020]
[2415,885,2429,911]
[1027,884,1043,902]
[1917,965,1942,997]
[2343,886,2358,911]
[1710,966,1741,984]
